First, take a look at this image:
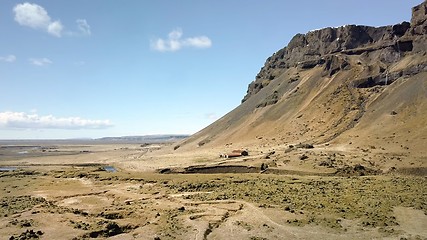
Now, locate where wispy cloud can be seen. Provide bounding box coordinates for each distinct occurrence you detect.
[76,19,91,36]
[13,2,63,37]
[0,55,16,63]
[0,112,113,130]
[151,28,212,52]
[13,3,91,38]
[29,58,52,66]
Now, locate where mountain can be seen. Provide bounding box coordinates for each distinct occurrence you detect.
[177,1,427,171]
[96,134,189,143]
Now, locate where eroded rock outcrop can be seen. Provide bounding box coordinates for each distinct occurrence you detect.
[410,1,427,52]
[411,1,427,35]
[242,1,427,103]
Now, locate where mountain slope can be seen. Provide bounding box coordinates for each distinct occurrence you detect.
[178,1,427,166]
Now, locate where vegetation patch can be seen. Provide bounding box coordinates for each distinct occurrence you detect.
[156,209,189,240]
[7,219,35,228]
[167,175,427,229]
[0,196,46,217]
[234,220,252,231]
[72,220,136,239]
[9,229,44,240]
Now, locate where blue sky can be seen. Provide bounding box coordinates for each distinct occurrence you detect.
[0,0,421,139]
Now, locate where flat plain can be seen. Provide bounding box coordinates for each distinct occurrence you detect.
[0,141,426,240]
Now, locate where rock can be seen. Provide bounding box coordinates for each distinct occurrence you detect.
[392,22,411,36]
[295,143,314,149]
[410,1,427,53]
[411,1,427,35]
[241,1,427,103]
[242,24,380,102]
[264,151,276,159]
[379,46,401,63]
[198,138,210,147]
[260,163,268,171]
[298,59,321,69]
[323,55,349,76]
[256,91,280,108]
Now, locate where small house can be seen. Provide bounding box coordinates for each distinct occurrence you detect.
[232,149,249,156]
[220,149,249,158]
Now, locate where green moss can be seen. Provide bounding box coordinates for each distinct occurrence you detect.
[166,175,427,229]
[0,195,46,216]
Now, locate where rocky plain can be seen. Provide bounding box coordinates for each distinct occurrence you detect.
[0,141,426,240]
[1,1,427,240]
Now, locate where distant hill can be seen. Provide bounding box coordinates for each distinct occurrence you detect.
[178,1,427,167]
[96,135,189,143]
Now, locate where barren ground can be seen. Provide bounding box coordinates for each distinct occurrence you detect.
[0,142,426,240]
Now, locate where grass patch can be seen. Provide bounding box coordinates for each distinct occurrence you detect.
[166,175,427,228]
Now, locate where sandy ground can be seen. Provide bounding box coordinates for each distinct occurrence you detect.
[0,142,426,240]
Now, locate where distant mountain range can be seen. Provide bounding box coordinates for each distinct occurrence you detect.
[96,134,189,143]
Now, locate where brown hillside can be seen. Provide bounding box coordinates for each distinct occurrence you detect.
[176,1,427,172]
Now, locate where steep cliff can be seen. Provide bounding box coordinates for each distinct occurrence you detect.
[241,15,424,103]
[179,1,427,161]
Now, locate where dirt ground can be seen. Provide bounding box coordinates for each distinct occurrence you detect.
[0,142,426,240]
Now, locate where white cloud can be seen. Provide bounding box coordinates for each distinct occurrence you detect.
[184,36,212,48]
[0,112,113,130]
[151,28,212,52]
[64,19,92,37]
[13,2,64,37]
[13,3,90,38]
[169,29,183,39]
[0,55,17,63]
[29,58,52,66]
[47,20,63,37]
[13,3,50,29]
[76,19,91,36]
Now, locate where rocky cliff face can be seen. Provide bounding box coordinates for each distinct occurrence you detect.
[179,1,427,167]
[412,0,427,35]
[242,1,427,103]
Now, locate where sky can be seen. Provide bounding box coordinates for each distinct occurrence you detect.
[0,0,422,139]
